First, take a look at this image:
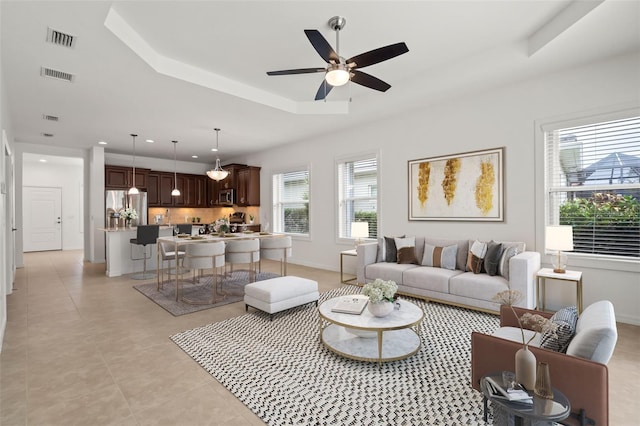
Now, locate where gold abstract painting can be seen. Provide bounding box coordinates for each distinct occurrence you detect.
[408,147,504,221]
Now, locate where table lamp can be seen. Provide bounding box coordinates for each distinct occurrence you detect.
[351,222,369,248]
[546,225,574,273]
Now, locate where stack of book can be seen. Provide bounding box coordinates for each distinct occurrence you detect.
[331,296,369,315]
[485,377,533,403]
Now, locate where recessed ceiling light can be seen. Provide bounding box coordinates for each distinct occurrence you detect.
[39,159,47,163]
[211,148,218,152]
[191,155,199,158]
[98,141,107,145]
[145,139,154,143]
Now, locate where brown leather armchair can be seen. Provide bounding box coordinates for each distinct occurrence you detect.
[471,305,611,426]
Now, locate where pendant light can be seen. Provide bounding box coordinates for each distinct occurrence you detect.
[206,128,229,181]
[128,133,139,195]
[171,140,181,196]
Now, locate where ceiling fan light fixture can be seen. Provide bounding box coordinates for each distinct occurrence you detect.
[325,65,350,86]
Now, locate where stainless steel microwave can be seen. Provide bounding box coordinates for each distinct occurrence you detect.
[219,189,235,205]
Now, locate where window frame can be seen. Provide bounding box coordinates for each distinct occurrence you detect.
[335,151,380,245]
[271,165,311,240]
[536,105,640,272]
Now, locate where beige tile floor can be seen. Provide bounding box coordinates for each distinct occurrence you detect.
[1,250,638,425]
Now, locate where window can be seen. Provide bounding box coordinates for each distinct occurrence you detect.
[272,169,309,236]
[545,115,640,258]
[337,154,378,240]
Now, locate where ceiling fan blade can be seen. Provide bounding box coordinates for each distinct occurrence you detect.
[267,68,325,76]
[350,70,391,92]
[314,80,334,101]
[304,29,339,63]
[347,42,409,69]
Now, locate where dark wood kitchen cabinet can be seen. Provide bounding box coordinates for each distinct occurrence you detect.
[105,165,149,190]
[147,172,160,205]
[236,166,261,206]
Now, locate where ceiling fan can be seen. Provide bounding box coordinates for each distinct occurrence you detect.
[266,16,409,101]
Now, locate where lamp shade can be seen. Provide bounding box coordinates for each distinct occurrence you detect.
[545,226,574,251]
[351,222,369,239]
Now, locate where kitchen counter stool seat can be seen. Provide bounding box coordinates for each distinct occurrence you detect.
[130,225,160,280]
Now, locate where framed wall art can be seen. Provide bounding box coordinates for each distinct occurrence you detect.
[408,147,504,221]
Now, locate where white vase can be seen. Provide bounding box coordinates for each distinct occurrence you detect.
[515,345,537,390]
[367,301,394,317]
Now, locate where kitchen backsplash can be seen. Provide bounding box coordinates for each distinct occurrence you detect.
[148,206,260,225]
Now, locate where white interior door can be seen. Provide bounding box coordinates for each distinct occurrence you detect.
[23,186,62,252]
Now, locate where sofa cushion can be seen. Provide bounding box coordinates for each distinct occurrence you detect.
[365,262,418,284]
[540,306,578,353]
[424,238,468,271]
[467,252,483,274]
[403,266,462,293]
[382,235,406,262]
[421,243,457,270]
[566,300,617,364]
[397,246,418,264]
[484,241,503,276]
[449,272,509,301]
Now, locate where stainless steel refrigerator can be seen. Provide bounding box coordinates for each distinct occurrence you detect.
[105,190,148,228]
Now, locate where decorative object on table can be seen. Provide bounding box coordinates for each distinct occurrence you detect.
[213,217,230,236]
[350,221,369,248]
[122,207,138,227]
[408,147,504,221]
[545,225,574,273]
[206,128,229,181]
[493,290,558,390]
[362,278,398,317]
[534,361,554,399]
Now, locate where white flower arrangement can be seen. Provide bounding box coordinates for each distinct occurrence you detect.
[213,217,230,233]
[122,207,138,220]
[362,278,398,303]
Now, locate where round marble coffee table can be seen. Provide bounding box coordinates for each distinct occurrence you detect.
[318,296,424,366]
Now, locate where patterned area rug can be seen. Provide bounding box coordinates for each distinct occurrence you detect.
[134,271,280,316]
[171,285,500,425]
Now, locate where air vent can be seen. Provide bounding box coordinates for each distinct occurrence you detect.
[42,133,54,137]
[46,27,76,48]
[43,114,59,122]
[41,67,74,82]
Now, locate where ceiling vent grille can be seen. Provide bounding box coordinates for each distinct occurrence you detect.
[41,67,74,82]
[46,27,76,48]
[43,114,59,122]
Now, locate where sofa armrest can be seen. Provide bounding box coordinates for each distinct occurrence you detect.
[509,251,540,309]
[471,332,609,426]
[356,242,378,284]
[499,304,553,328]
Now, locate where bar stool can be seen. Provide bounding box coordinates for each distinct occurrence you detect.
[260,236,292,276]
[225,239,260,282]
[130,225,159,280]
[176,224,193,235]
[180,241,226,304]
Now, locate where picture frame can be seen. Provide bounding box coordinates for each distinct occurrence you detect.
[408,147,504,221]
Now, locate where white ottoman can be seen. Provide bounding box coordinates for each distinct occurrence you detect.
[244,276,319,320]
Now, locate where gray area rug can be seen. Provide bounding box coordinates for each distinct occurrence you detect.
[171,285,500,425]
[134,271,280,316]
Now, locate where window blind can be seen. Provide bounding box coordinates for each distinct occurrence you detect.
[337,155,378,239]
[545,116,640,258]
[272,169,309,235]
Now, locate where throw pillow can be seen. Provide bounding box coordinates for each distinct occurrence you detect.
[394,236,416,264]
[540,306,579,353]
[422,243,458,270]
[483,241,503,276]
[470,240,488,258]
[384,235,404,263]
[498,243,520,279]
[467,253,483,274]
[397,246,418,264]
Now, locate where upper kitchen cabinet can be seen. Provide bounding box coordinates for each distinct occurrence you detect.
[147,171,208,208]
[105,165,149,190]
[237,166,261,206]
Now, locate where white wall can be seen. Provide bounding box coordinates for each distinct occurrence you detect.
[22,156,84,250]
[237,52,640,325]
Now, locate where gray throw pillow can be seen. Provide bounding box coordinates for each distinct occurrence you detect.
[498,244,520,279]
[540,306,579,353]
[484,241,503,276]
[384,235,404,263]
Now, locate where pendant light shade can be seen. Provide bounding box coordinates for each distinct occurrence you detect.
[206,128,229,181]
[128,133,139,195]
[171,140,181,196]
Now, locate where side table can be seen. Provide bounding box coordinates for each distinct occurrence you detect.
[480,372,571,425]
[340,249,357,284]
[536,268,583,313]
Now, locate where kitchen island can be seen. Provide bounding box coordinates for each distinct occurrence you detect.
[102,226,174,277]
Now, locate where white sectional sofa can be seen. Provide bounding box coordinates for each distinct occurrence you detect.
[356,236,540,313]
